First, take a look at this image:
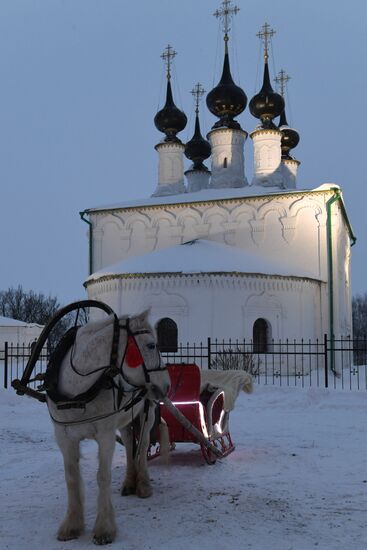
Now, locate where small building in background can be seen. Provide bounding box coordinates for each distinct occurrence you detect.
[0,316,43,348]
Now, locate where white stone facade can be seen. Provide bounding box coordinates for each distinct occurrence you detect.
[185,169,210,193]
[250,129,284,187]
[207,128,248,188]
[86,273,322,343]
[282,159,300,189]
[152,141,186,196]
[85,185,353,343]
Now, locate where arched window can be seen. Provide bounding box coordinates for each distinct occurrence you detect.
[253,318,270,353]
[156,318,178,352]
[223,157,228,168]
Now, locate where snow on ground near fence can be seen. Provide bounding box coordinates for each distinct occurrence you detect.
[1,386,366,550]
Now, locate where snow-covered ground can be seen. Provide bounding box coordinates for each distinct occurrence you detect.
[1,386,366,550]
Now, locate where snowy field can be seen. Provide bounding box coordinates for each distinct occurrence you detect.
[1,386,366,550]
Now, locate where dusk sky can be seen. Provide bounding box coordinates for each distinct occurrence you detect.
[1,0,366,305]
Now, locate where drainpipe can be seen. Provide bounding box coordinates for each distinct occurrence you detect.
[80,211,93,276]
[326,188,356,375]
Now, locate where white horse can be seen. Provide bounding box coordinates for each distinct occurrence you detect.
[46,310,170,545]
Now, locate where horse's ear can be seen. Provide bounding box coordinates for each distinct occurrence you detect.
[137,308,151,324]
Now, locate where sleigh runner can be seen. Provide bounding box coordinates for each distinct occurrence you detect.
[150,363,242,464]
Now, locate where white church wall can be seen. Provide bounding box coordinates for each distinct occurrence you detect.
[154,215,176,249]
[87,188,353,347]
[90,191,330,288]
[333,204,353,338]
[99,219,125,268]
[86,274,322,344]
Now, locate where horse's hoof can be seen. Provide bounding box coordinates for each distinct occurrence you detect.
[93,533,115,545]
[57,527,83,541]
[136,481,152,499]
[121,483,136,496]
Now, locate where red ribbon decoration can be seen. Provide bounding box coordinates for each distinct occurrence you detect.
[125,335,144,368]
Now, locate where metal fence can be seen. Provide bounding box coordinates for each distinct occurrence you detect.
[1,342,49,390]
[162,336,367,390]
[2,335,367,391]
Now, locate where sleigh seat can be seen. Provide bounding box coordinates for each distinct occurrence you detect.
[158,363,235,463]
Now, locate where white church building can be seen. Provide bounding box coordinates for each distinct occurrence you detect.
[81,5,355,354]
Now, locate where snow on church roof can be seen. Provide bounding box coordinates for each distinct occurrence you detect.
[85,184,337,213]
[86,239,321,283]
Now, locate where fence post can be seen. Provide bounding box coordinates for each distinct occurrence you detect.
[207,337,211,370]
[4,341,8,389]
[324,333,328,388]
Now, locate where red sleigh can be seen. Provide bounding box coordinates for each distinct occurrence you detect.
[156,364,235,464]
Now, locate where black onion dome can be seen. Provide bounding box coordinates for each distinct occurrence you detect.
[154,80,187,142]
[279,108,300,159]
[185,114,211,170]
[206,51,247,129]
[249,62,285,128]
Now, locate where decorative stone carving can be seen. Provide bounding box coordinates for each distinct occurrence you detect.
[223,222,238,245]
[144,226,158,251]
[144,289,189,318]
[249,218,265,245]
[280,215,297,244]
[169,225,184,242]
[194,223,210,238]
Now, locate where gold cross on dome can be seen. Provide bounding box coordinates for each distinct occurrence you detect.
[161,44,177,80]
[274,69,291,97]
[191,83,206,114]
[256,22,276,61]
[214,0,240,42]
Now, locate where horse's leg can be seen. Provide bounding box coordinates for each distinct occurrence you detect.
[55,430,84,541]
[135,403,156,498]
[93,431,117,545]
[120,425,137,496]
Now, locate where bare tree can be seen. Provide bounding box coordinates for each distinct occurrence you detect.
[352,294,367,366]
[0,285,68,349]
[352,293,367,339]
[0,285,61,324]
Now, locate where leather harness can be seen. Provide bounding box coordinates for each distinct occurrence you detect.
[44,314,164,413]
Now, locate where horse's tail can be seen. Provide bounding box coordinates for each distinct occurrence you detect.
[242,372,253,394]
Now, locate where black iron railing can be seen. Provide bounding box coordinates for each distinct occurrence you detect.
[2,335,367,391]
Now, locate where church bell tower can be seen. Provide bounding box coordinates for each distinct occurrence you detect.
[206,1,248,189]
[152,45,187,197]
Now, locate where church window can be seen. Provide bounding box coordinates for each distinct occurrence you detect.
[156,318,178,352]
[223,157,228,168]
[253,318,271,353]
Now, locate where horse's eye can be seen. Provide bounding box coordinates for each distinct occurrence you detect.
[147,342,156,350]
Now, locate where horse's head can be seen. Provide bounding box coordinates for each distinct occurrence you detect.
[120,310,170,400]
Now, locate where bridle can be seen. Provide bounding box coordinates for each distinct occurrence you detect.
[47,314,167,424]
[68,315,166,383]
[117,317,165,388]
